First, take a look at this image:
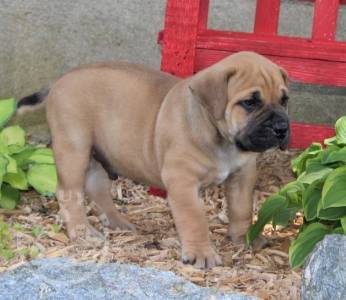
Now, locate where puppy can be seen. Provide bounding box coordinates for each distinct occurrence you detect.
[17,51,289,269]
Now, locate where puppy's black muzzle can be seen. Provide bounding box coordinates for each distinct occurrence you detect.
[235,106,290,152]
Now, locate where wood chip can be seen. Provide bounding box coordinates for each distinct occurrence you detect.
[47,232,69,244]
[265,249,289,258]
[45,245,75,257]
[292,270,301,280]
[128,205,170,215]
[255,253,269,265]
[245,264,265,271]
[232,246,244,260]
[272,255,285,266]
[0,208,29,216]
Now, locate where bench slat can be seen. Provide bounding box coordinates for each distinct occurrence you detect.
[196,30,346,63]
[254,0,281,35]
[312,0,340,41]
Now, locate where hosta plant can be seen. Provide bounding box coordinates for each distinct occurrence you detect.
[247,116,346,268]
[0,98,57,209]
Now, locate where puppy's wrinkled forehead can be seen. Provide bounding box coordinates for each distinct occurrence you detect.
[223,52,288,105]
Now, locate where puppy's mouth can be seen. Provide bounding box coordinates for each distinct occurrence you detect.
[235,129,290,152]
[235,109,290,153]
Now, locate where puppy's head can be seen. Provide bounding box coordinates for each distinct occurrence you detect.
[188,51,290,152]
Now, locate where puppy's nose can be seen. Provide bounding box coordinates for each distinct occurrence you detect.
[273,120,289,139]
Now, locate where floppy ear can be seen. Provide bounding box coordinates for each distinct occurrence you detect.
[279,68,289,86]
[188,69,236,120]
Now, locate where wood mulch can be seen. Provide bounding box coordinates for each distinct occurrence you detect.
[0,150,302,300]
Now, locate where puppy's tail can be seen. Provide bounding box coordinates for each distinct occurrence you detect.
[16,89,49,115]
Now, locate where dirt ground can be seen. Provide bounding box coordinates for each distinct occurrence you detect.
[0,150,302,300]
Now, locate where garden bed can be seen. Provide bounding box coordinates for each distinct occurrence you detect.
[0,150,301,299]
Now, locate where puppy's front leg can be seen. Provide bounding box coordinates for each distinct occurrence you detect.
[225,156,257,244]
[163,176,222,269]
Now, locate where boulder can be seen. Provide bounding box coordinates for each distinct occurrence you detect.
[0,257,258,300]
[302,234,346,300]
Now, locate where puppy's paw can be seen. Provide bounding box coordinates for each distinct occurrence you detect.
[101,212,136,232]
[67,222,105,245]
[181,245,222,269]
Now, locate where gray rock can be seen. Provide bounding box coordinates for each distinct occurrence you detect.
[0,257,258,300]
[302,234,346,300]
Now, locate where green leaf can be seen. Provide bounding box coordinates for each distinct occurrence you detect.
[28,148,55,164]
[298,153,332,184]
[11,146,36,167]
[0,99,16,128]
[332,227,344,235]
[0,126,25,154]
[12,147,54,167]
[291,143,323,176]
[324,136,337,146]
[0,154,8,181]
[0,184,20,209]
[3,169,28,190]
[317,206,346,220]
[272,207,298,227]
[246,195,287,244]
[335,116,346,145]
[289,222,330,268]
[27,164,57,196]
[341,216,346,234]
[302,180,322,221]
[305,155,325,173]
[296,152,333,184]
[298,168,332,185]
[321,145,346,165]
[322,166,346,208]
[4,154,17,174]
[279,181,305,208]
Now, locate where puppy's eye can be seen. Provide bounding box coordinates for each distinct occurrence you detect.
[239,99,261,113]
[281,95,289,107]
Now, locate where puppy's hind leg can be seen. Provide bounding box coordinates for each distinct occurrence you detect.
[53,138,104,242]
[85,159,135,231]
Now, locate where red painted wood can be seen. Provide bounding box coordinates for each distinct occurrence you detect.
[254,0,280,35]
[301,0,346,5]
[194,48,346,87]
[148,187,167,198]
[289,122,335,149]
[197,30,346,63]
[160,0,204,77]
[197,0,209,31]
[312,0,339,41]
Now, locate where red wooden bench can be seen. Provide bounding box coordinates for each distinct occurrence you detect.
[150,0,346,197]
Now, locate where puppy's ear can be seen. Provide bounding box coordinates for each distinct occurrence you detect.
[279,68,289,86]
[188,69,236,120]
